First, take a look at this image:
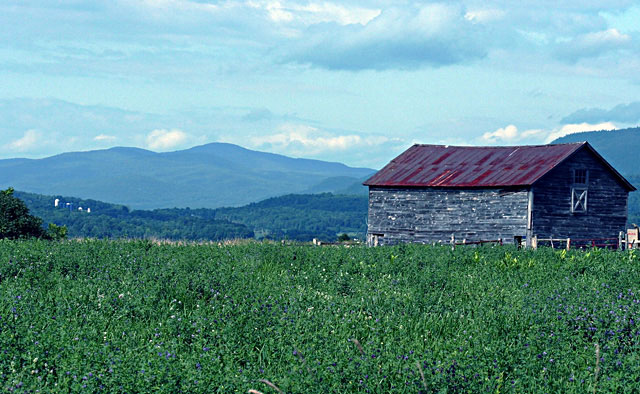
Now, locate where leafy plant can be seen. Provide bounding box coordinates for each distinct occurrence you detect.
[2,241,640,392]
[337,233,351,242]
[47,223,68,240]
[0,187,47,239]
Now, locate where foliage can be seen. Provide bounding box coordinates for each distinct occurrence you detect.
[15,191,254,241]
[0,188,47,239]
[47,223,68,240]
[338,233,351,242]
[2,241,640,392]
[16,191,366,241]
[213,193,367,241]
[626,175,640,227]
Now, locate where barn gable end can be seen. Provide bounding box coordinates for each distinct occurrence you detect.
[531,146,630,239]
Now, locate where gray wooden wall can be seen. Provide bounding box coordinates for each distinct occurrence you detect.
[532,148,628,240]
[367,187,529,246]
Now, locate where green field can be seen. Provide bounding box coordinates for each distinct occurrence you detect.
[2,240,640,393]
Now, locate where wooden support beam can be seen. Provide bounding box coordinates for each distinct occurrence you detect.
[526,189,534,248]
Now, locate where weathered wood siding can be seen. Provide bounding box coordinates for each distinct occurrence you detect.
[367,187,528,246]
[532,148,628,239]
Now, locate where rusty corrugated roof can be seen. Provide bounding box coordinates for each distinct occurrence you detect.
[364,142,635,190]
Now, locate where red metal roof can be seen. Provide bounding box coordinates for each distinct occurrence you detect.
[364,142,635,189]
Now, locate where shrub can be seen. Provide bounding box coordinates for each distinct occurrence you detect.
[0,187,48,239]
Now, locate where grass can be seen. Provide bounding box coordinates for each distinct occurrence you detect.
[1,239,640,392]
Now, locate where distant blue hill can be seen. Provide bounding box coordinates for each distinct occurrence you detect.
[0,143,374,209]
[551,126,640,176]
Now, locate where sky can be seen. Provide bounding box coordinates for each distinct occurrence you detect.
[1,0,640,169]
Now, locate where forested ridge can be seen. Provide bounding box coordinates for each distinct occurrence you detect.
[15,191,367,242]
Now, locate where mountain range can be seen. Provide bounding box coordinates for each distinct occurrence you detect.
[2,127,639,212]
[0,143,373,209]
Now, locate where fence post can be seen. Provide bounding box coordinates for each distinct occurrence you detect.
[451,233,455,251]
[619,231,624,251]
[566,238,571,251]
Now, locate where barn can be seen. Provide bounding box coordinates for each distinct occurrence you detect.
[363,142,636,247]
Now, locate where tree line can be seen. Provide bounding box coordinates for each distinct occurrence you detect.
[10,191,367,242]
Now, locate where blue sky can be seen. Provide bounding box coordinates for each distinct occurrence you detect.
[1,0,640,168]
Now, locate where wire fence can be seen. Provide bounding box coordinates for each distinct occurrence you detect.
[448,232,632,251]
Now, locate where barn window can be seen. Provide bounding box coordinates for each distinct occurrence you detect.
[573,169,588,185]
[571,188,587,213]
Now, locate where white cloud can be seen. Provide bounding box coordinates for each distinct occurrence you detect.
[5,130,41,152]
[481,122,617,144]
[248,1,380,26]
[464,8,506,24]
[520,128,546,138]
[94,134,117,142]
[248,123,389,155]
[579,28,631,46]
[137,0,220,14]
[555,28,632,61]
[601,5,640,34]
[146,129,189,150]
[482,124,519,142]
[283,3,490,70]
[6,0,639,78]
[297,2,380,26]
[544,122,617,142]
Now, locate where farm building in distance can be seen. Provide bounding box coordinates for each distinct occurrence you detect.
[363,142,636,246]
